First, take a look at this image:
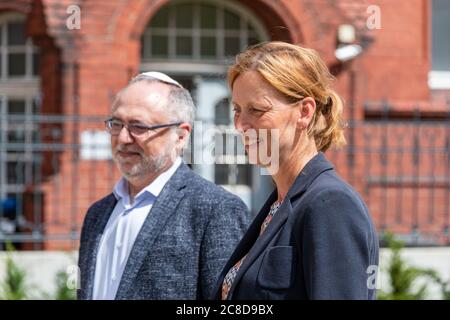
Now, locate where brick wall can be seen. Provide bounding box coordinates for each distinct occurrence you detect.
[0,0,446,249]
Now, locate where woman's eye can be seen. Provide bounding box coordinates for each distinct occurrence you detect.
[250,107,263,114]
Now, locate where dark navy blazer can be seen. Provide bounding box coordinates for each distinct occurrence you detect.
[211,152,379,300]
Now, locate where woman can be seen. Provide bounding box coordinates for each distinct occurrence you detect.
[211,42,379,300]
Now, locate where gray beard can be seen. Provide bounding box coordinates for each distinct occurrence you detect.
[113,150,171,180]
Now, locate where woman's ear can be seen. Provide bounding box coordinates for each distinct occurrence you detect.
[296,97,316,130]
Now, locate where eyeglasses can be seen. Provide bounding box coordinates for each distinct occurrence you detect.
[104,118,182,137]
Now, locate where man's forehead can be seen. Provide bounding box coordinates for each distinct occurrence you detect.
[124,80,171,98]
[113,81,170,111]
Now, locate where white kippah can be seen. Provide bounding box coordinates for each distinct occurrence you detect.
[136,71,183,88]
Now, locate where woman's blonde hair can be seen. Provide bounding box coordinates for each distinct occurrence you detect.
[228,41,346,152]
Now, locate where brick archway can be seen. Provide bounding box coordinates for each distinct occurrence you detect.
[127,0,304,45]
[0,0,30,15]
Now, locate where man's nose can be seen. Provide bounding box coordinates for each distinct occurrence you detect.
[117,126,134,144]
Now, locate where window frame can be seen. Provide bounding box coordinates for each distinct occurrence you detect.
[0,12,40,81]
[0,13,41,222]
[429,0,450,89]
[140,0,269,75]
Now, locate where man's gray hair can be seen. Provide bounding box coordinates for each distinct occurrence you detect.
[129,72,195,125]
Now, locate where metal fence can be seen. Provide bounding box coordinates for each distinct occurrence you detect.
[329,113,450,246]
[0,108,449,249]
[0,114,114,249]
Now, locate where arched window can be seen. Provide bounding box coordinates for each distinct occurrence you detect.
[140,1,270,212]
[141,0,268,73]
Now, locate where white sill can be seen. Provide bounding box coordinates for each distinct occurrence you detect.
[428,71,450,89]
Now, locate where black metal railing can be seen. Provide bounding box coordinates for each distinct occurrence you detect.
[0,108,449,249]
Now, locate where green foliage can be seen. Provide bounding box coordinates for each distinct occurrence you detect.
[443,286,450,300]
[0,242,29,300]
[424,268,450,300]
[0,243,76,300]
[54,270,76,300]
[378,233,442,300]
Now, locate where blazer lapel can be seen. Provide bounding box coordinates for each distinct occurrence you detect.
[226,197,292,299]
[211,191,277,299]
[114,163,189,299]
[287,152,334,201]
[84,194,117,300]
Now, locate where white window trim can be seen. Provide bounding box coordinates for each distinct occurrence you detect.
[0,13,40,83]
[0,79,41,96]
[0,95,40,197]
[428,71,450,89]
[0,13,41,203]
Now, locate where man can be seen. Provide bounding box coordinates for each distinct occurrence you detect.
[77,72,250,300]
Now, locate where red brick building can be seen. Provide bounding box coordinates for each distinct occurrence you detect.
[0,0,448,249]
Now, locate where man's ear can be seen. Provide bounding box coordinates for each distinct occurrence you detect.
[177,123,192,143]
[296,97,316,130]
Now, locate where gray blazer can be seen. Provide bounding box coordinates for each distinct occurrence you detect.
[77,163,250,300]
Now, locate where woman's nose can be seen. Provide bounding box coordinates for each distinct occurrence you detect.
[234,112,252,134]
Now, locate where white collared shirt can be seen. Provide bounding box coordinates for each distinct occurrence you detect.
[92,157,182,300]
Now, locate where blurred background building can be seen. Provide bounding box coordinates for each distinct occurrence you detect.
[0,0,448,250]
